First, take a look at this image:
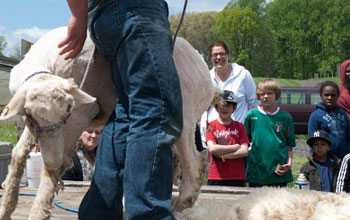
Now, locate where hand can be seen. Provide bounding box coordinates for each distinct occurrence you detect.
[274,163,291,176]
[58,16,87,60]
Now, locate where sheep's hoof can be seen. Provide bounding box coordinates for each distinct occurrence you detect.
[172,195,196,212]
[58,179,65,191]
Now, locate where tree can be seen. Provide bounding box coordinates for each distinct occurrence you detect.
[213,7,275,77]
[0,36,7,56]
[226,0,267,16]
[266,0,350,79]
[169,12,218,62]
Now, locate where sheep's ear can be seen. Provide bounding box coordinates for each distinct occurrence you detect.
[62,78,96,104]
[0,88,26,120]
[67,87,96,104]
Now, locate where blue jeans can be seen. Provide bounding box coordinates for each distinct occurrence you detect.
[78,0,183,219]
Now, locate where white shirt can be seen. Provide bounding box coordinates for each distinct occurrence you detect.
[200,63,259,148]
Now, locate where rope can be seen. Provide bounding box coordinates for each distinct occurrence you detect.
[0,193,78,214]
[173,0,188,48]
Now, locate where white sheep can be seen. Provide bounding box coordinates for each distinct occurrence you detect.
[176,187,350,220]
[0,26,214,220]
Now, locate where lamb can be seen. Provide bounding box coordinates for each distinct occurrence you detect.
[176,187,350,220]
[0,26,214,219]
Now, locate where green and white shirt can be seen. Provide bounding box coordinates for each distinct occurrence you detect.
[244,106,296,184]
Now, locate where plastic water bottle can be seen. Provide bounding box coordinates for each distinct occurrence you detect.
[294,173,309,190]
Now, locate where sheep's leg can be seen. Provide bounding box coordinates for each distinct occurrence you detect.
[172,126,208,212]
[28,165,63,220]
[0,127,34,220]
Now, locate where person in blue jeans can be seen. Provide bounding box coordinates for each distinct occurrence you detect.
[58,0,183,219]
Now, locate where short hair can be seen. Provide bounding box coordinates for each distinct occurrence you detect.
[319,81,339,97]
[256,79,281,100]
[209,41,230,57]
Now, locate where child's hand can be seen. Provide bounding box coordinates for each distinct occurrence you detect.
[274,163,291,176]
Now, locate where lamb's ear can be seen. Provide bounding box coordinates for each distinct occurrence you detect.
[64,78,96,104]
[67,87,96,104]
[0,87,27,120]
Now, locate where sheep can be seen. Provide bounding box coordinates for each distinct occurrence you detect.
[0,26,214,220]
[176,187,350,220]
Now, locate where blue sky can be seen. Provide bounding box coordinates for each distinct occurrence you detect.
[0,0,230,56]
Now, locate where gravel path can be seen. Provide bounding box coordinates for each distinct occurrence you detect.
[294,139,309,157]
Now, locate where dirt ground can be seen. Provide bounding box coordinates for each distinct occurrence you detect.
[0,183,88,220]
[0,182,250,220]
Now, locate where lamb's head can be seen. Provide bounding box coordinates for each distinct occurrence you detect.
[0,74,97,169]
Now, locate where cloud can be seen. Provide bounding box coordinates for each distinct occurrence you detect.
[13,27,50,43]
[0,26,50,56]
[166,0,228,15]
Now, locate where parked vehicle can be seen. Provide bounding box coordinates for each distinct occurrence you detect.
[277,87,321,134]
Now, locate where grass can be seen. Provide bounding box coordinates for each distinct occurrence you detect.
[287,155,308,187]
[322,77,340,85]
[0,121,18,145]
[295,134,308,140]
[253,76,341,87]
[254,77,302,87]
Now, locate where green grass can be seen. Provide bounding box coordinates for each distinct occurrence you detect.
[254,77,302,87]
[0,121,18,145]
[253,77,341,87]
[287,155,308,187]
[295,134,308,140]
[322,77,340,85]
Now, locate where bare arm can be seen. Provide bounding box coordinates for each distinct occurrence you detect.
[207,140,240,157]
[58,0,88,60]
[275,147,293,176]
[222,143,248,160]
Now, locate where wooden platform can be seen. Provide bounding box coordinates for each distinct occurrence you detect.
[0,182,251,219]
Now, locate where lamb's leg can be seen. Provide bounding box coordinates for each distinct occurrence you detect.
[172,126,208,212]
[0,127,34,220]
[28,165,63,220]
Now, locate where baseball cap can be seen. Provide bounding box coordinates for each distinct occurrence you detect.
[306,130,331,147]
[221,90,237,104]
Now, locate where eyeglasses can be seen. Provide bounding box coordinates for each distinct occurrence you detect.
[211,52,227,58]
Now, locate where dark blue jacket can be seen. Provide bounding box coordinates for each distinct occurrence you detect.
[308,102,350,159]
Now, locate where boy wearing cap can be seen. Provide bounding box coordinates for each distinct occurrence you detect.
[300,130,340,192]
[206,90,249,186]
[244,79,296,187]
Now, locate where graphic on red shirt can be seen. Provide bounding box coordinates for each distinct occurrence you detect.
[206,120,249,180]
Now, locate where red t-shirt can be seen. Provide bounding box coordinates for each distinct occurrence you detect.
[206,120,249,180]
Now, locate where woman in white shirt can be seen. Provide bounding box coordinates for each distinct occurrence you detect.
[200,41,259,149]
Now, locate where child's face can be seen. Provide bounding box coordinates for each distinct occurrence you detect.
[312,139,330,158]
[259,89,277,107]
[216,103,236,120]
[321,86,338,109]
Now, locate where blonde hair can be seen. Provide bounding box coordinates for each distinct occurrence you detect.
[256,79,281,100]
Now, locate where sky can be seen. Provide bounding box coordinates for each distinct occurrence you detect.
[0,0,231,56]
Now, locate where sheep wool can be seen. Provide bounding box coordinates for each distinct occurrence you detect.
[177,187,350,220]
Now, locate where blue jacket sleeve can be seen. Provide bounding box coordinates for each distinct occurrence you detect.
[308,112,318,137]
